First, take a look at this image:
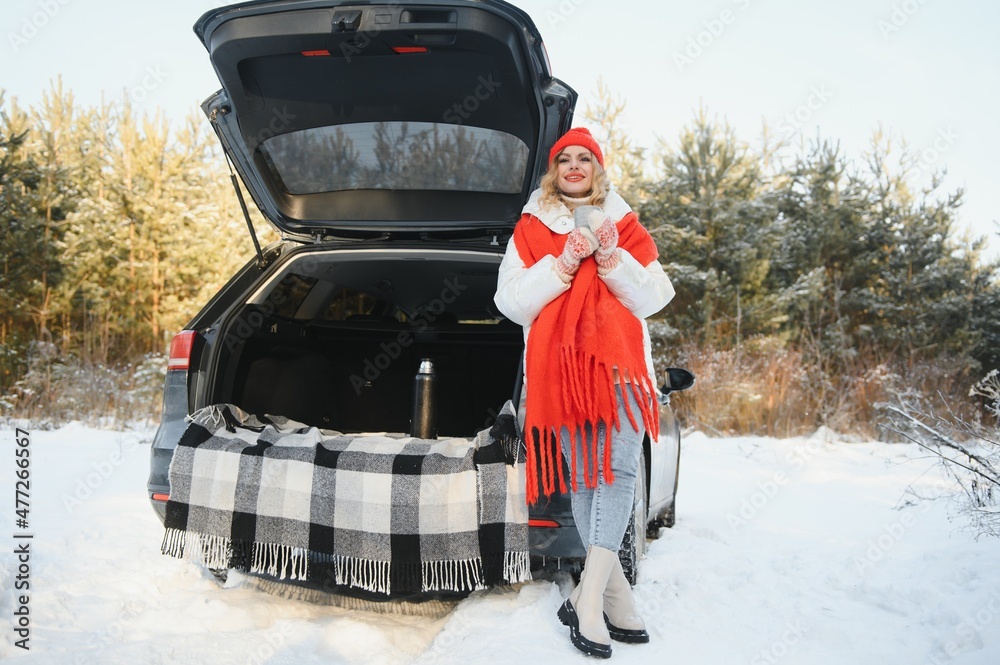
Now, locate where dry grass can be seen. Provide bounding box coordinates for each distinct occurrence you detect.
[659,338,814,438]
[654,335,983,439]
[0,342,165,429]
[2,336,984,438]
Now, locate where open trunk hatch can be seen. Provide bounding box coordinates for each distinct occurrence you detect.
[196,0,577,236]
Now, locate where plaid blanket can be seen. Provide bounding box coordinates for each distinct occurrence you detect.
[161,403,529,596]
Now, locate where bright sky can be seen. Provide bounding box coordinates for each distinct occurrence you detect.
[3,0,998,260]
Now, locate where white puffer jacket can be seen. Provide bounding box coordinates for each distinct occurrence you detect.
[494,188,675,400]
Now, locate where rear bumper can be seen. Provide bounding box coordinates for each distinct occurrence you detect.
[528,491,585,560]
[150,478,586,557]
[151,473,585,565]
[149,399,590,562]
[149,493,168,523]
[148,421,182,526]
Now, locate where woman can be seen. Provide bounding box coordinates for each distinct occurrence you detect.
[494,127,675,658]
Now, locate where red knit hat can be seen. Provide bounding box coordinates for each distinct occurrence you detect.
[548,127,604,168]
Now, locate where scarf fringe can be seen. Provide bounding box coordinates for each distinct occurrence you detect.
[525,370,660,505]
[516,210,661,506]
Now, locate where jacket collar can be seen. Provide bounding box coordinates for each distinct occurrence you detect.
[522,186,632,233]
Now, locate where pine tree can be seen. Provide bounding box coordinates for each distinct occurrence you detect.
[640,107,778,345]
[581,80,647,204]
[0,93,48,390]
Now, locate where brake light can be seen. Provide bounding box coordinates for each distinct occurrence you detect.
[528,518,560,528]
[167,331,196,371]
[301,50,331,57]
[391,46,428,54]
[152,493,170,502]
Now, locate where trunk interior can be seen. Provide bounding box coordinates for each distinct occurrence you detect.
[209,247,524,437]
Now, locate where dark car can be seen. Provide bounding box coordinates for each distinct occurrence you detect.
[147,0,691,591]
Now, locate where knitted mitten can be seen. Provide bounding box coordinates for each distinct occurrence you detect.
[593,217,620,274]
[556,227,599,279]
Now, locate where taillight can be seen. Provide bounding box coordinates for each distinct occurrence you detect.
[151,493,170,502]
[301,49,331,57]
[391,46,428,54]
[167,331,196,371]
[528,518,560,528]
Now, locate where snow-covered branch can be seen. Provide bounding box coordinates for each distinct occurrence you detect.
[879,372,1000,539]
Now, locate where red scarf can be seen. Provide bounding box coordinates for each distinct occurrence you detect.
[514,211,660,505]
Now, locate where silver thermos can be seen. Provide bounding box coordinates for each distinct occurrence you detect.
[411,358,437,439]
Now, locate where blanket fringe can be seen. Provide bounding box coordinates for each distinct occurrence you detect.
[162,530,309,582]
[331,555,392,595]
[161,527,188,558]
[163,532,522,593]
[251,542,309,581]
[422,558,485,592]
[161,529,232,571]
[503,550,531,584]
[199,533,232,570]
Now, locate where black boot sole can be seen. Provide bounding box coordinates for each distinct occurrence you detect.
[557,600,612,659]
[607,625,650,644]
[564,608,650,644]
[604,612,650,644]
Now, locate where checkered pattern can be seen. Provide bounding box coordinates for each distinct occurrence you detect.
[162,404,529,595]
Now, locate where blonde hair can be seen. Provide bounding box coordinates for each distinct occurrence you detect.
[537,149,610,211]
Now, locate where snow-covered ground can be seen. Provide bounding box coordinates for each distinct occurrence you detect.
[2,423,999,664]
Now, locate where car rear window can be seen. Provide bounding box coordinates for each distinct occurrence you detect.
[260,121,529,195]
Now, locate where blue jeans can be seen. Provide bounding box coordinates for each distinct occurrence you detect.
[559,384,646,551]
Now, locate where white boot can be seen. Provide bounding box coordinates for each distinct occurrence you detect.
[603,555,649,643]
[558,546,615,658]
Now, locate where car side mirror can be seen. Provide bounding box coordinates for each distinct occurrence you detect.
[660,368,695,396]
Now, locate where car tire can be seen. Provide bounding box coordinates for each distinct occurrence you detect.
[618,446,647,586]
[661,501,676,530]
